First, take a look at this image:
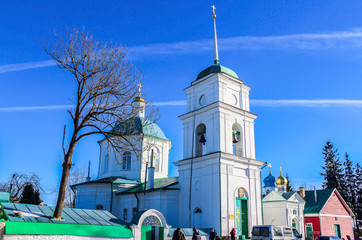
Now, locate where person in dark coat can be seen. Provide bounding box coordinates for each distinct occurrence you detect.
[173,228,186,240]
[209,228,217,240]
[230,228,236,240]
[192,227,201,240]
[173,228,180,240]
[180,229,186,240]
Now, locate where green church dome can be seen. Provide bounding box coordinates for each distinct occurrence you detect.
[113,117,168,140]
[196,64,239,80]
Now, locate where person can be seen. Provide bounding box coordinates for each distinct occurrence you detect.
[209,228,216,240]
[180,229,186,240]
[173,228,186,240]
[193,227,201,240]
[230,228,236,240]
[173,228,180,240]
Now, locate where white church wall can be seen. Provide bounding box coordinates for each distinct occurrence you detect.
[114,190,179,227]
[75,183,111,211]
[219,156,264,237]
[98,136,170,182]
[175,153,221,230]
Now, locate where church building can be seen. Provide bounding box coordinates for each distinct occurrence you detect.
[262,165,306,237]
[73,6,265,239]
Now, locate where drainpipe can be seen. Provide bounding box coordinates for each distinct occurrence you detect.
[110,181,114,212]
[189,112,196,227]
[218,151,222,238]
[260,162,267,224]
[134,193,139,212]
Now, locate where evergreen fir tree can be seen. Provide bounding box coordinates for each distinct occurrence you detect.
[286,173,293,192]
[20,183,42,205]
[342,153,356,211]
[321,141,343,189]
[355,163,362,229]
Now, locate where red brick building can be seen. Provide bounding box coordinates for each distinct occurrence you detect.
[304,189,354,240]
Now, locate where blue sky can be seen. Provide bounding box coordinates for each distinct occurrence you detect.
[1,0,362,204]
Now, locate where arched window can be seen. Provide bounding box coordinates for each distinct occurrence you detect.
[104,153,109,172]
[194,207,202,213]
[195,124,206,157]
[122,151,131,170]
[232,123,243,157]
[153,151,160,172]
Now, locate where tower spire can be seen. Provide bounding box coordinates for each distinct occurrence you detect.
[211,5,219,65]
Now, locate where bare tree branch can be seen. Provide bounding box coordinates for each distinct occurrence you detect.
[42,28,159,218]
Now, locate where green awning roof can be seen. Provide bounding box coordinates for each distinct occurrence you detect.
[0,202,132,238]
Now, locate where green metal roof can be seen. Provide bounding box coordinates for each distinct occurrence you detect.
[71,176,137,188]
[304,188,335,214]
[0,202,131,237]
[113,117,168,140]
[196,64,239,80]
[0,192,10,202]
[116,177,179,195]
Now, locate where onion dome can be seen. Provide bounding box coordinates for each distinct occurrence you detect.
[276,171,288,186]
[263,172,276,188]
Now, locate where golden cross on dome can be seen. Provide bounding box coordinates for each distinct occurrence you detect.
[137,83,142,97]
[211,5,216,18]
[280,166,282,173]
[211,5,216,13]
[268,163,272,172]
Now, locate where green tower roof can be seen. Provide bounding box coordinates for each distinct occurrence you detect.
[196,64,239,80]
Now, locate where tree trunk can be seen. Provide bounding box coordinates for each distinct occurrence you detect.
[53,142,76,218]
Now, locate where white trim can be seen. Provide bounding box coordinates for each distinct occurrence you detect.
[305,213,352,218]
[319,216,323,236]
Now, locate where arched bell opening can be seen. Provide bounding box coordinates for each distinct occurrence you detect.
[232,123,243,157]
[195,124,206,157]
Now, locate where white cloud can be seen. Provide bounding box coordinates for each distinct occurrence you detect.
[128,28,362,58]
[251,99,362,107]
[153,100,186,106]
[0,60,55,74]
[2,99,362,112]
[2,28,362,73]
[0,105,72,112]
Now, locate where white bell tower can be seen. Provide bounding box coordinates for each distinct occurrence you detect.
[175,6,265,237]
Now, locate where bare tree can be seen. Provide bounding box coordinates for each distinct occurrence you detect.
[0,173,42,202]
[65,168,87,208]
[43,28,158,218]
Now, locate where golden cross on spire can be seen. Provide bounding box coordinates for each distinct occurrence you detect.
[211,5,216,18]
[137,83,142,97]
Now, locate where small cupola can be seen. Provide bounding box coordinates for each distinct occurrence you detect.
[276,166,288,193]
[263,163,276,194]
[132,83,145,118]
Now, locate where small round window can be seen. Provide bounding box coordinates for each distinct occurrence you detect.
[199,95,206,106]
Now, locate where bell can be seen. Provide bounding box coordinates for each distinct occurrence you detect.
[232,133,239,143]
[199,134,206,144]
